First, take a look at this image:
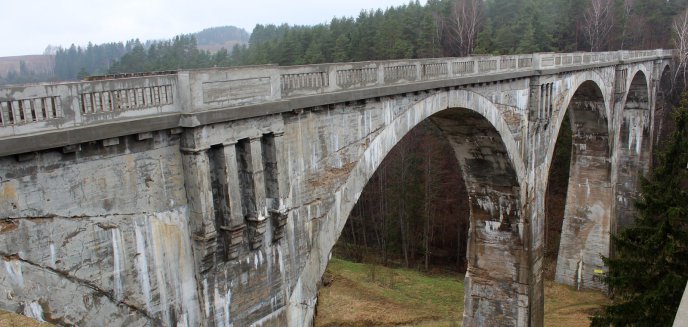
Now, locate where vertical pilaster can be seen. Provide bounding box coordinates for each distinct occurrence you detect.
[267,132,289,242]
[216,142,247,260]
[182,148,218,272]
[246,136,268,249]
[528,78,543,123]
[526,76,546,327]
[273,132,289,200]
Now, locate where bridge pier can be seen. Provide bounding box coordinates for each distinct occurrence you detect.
[431,110,529,327]
[554,80,613,291]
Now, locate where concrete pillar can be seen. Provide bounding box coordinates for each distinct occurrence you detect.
[216,142,247,260]
[528,79,543,123]
[182,148,218,272]
[526,76,547,327]
[222,142,246,226]
[246,136,268,249]
[430,110,529,327]
[268,132,289,242]
[555,98,612,291]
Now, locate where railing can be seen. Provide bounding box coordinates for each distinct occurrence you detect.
[0,49,673,140]
[1,96,61,126]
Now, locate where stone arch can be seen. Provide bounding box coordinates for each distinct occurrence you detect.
[615,70,651,231]
[287,89,527,326]
[548,79,612,291]
[544,71,611,180]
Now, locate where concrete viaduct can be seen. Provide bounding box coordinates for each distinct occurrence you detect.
[0,50,674,326]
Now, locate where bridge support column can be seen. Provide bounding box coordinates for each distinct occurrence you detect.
[555,86,612,291]
[525,77,549,327]
[430,110,529,327]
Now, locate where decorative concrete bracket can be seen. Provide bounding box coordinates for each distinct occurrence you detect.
[246,215,268,250]
[219,223,246,260]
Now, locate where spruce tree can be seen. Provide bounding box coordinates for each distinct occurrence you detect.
[590,92,688,326]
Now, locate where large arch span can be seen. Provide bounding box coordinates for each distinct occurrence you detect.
[287,89,532,327]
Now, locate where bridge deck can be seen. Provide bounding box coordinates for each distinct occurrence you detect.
[0,50,672,157]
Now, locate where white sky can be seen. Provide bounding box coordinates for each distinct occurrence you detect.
[1,0,414,57]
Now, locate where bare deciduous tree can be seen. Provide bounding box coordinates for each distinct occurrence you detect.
[673,9,688,88]
[448,0,483,57]
[584,0,614,51]
[618,0,634,50]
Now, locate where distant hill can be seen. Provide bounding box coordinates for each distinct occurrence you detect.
[0,55,54,78]
[193,26,250,53]
[0,25,250,83]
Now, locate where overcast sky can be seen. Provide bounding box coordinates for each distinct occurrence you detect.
[1,0,413,57]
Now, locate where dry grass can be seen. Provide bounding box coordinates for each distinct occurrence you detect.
[0,310,51,327]
[544,281,609,327]
[316,258,463,327]
[316,258,609,327]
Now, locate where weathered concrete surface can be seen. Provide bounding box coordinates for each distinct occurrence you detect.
[554,81,612,291]
[674,282,688,327]
[0,134,199,326]
[432,109,526,327]
[613,70,651,233]
[0,51,674,326]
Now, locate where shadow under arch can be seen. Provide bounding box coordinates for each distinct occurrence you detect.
[615,70,651,231]
[546,79,612,291]
[654,64,673,147]
[287,89,530,327]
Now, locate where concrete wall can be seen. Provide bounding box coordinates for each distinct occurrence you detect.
[0,132,198,326]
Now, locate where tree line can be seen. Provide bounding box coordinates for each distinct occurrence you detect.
[108,0,688,73]
[4,0,687,85]
[110,0,687,73]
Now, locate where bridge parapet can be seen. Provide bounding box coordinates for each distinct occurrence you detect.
[0,49,673,156]
[0,73,179,137]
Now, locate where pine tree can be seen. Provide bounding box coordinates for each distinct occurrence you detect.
[590,92,688,326]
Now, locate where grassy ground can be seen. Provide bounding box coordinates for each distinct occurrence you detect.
[544,281,610,327]
[0,310,51,327]
[315,258,609,327]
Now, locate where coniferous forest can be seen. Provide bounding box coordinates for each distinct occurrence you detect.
[107,0,688,72]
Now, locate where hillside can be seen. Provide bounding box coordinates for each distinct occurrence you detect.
[0,55,54,78]
[0,25,249,83]
[194,26,250,53]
